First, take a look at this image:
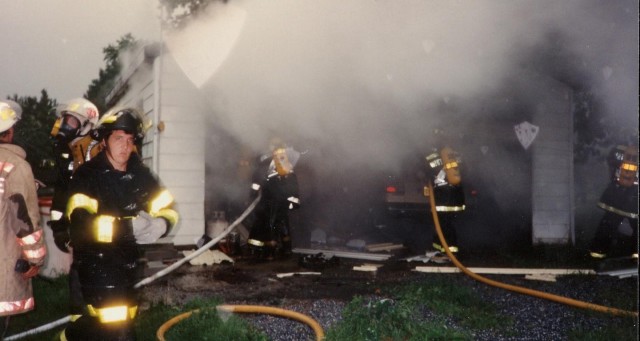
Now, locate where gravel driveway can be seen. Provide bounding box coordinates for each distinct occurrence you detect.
[141,250,638,340]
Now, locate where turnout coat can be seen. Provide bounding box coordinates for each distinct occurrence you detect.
[0,144,46,317]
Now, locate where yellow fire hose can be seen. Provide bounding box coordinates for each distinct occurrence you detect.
[427,182,638,318]
[156,304,325,341]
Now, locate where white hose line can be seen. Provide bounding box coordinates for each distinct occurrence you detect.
[5,194,261,340]
[4,316,72,341]
[135,193,261,288]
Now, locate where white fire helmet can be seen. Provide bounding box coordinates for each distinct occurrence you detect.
[0,100,22,133]
[54,98,99,136]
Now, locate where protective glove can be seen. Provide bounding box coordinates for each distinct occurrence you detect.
[53,230,71,253]
[50,219,71,253]
[133,211,167,244]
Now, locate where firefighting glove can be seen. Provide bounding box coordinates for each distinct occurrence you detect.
[133,211,167,244]
[51,220,71,253]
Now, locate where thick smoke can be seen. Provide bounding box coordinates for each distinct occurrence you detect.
[167,0,637,244]
[195,0,636,165]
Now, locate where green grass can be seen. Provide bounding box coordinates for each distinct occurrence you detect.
[325,276,512,341]
[396,277,510,331]
[567,316,638,341]
[325,296,471,341]
[4,275,70,341]
[136,298,268,341]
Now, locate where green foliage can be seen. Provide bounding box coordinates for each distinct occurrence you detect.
[160,0,228,29]
[7,91,58,185]
[84,33,138,113]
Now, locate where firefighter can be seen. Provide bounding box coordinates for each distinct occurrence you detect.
[247,139,301,260]
[424,137,465,255]
[48,97,100,315]
[61,108,178,341]
[1,100,46,339]
[50,97,101,252]
[589,144,638,259]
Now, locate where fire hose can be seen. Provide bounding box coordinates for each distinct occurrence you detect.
[427,182,638,318]
[6,194,263,340]
[156,305,325,341]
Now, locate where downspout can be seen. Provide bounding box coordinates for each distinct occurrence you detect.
[152,45,163,173]
[569,89,576,245]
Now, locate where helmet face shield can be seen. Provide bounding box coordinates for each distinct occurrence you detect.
[55,98,99,136]
[53,114,82,140]
[273,148,293,175]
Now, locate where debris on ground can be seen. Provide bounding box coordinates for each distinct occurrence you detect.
[183,249,234,265]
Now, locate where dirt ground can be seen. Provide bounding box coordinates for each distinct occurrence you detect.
[138,244,633,308]
[140,249,421,307]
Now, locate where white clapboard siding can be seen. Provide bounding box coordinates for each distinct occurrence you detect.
[108,45,208,246]
[156,54,208,245]
[531,76,574,245]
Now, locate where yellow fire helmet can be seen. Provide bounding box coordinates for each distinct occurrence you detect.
[618,145,639,187]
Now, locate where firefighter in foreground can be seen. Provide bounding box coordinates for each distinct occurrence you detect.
[61,108,178,341]
[0,100,46,339]
[247,140,301,260]
[48,98,100,315]
[424,136,465,255]
[589,144,638,259]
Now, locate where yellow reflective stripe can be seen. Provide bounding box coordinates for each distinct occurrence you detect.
[445,161,458,169]
[152,208,179,227]
[597,202,638,219]
[149,190,174,214]
[66,193,99,218]
[18,230,43,246]
[2,161,15,173]
[622,162,638,171]
[86,304,138,323]
[94,215,115,243]
[287,196,300,204]
[433,243,459,253]
[435,205,465,212]
[0,297,34,314]
[248,239,264,247]
[51,210,64,221]
[23,246,47,260]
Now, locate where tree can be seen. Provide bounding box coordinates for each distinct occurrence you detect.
[159,0,228,29]
[85,33,138,113]
[9,90,58,185]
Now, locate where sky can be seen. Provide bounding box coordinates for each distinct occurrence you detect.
[0,0,161,101]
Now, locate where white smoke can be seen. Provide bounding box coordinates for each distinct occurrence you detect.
[166,0,636,167]
[165,0,637,238]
